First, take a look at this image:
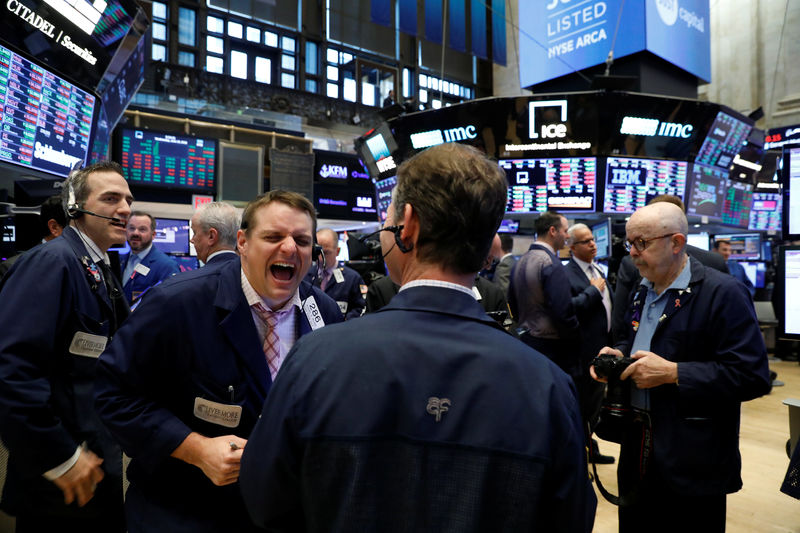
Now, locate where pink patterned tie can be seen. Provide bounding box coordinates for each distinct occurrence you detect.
[252,303,281,380]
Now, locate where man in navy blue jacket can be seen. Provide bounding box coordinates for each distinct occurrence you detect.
[121,211,179,303]
[594,202,771,532]
[309,227,366,319]
[240,143,596,532]
[0,162,133,532]
[95,191,342,533]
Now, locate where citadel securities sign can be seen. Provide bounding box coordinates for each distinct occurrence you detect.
[519,0,710,88]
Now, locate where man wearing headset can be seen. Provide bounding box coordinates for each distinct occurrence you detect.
[0,161,132,532]
[240,144,595,531]
[95,190,342,532]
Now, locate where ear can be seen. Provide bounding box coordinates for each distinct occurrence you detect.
[399,203,418,249]
[236,229,247,255]
[207,227,219,246]
[47,219,63,238]
[672,233,687,253]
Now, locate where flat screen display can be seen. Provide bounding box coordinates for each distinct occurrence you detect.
[781,246,800,337]
[118,128,216,191]
[591,219,611,260]
[355,122,398,179]
[783,145,800,239]
[314,183,378,222]
[738,261,766,289]
[695,111,753,169]
[748,192,781,232]
[0,43,95,177]
[686,163,727,220]
[498,219,519,233]
[374,175,396,223]
[100,33,145,131]
[686,232,710,251]
[713,233,760,260]
[502,157,596,214]
[153,218,190,255]
[172,255,199,272]
[313,150,371,184]
[721,180,754,228]
[603,157,687,214]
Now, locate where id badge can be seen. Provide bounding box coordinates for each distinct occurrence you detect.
[193,397,242,428]
[69,332,107,358]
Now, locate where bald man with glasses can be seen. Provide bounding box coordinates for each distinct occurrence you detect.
[592,202,770,533]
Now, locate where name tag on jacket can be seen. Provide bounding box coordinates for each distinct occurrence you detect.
[69,332,107,358]
[193,398,242,428]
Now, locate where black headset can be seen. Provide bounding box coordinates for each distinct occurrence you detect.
[358,225,413,254]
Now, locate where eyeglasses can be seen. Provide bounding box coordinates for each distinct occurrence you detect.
[624,233,676,253]
[572,237,595,246]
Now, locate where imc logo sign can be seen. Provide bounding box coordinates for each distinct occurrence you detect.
[529,100,568,140]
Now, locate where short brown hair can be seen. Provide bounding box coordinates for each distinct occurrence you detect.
[61,161,125,216]
[129,211,156,231]
[392,143,507,274]
[240,190,317,235]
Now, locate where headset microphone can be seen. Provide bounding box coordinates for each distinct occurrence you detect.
[71,208,125,225]
[359,225,413,257]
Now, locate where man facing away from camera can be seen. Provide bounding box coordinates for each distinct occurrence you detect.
[593,202,770,533]
[240,142,596,532]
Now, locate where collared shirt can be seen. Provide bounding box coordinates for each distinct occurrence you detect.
[123,243,153,281]
[241,269,300,369]
[630,256,693,409]
[400,279,476,298]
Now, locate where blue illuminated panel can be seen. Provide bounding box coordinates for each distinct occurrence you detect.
[603,157,687,214]
[0,43,95,176]
[375,175,396,223]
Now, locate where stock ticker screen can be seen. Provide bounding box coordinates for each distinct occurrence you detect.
[603,157,687,214]
[686,163,727,220]
[0,43,94,177]
[748,192,781,232]
[695,111,752,169]
[374,175,397,223]
[722,180,754,227]
[119,129,216,191]
[501,157,596,214]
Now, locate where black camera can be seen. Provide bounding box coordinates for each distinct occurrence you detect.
[592,353,635,381]
[592,353,636,444]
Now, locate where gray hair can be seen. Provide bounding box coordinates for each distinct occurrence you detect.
[195,202,241,247]
[567,223,591,245]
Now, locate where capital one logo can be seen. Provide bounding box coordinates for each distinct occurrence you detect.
[529,100,568,140]
[655,0,678,26]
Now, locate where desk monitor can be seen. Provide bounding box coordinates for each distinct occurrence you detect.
[738,261,766,289]
[0,43,96,177]
[686,163,727,220]
[118,128,216,192]
[748,192,781,232]
[722,180,754,228]
[782,144,800,239]
[779,245,800,338]
[591,219,612,260]
[153,218,190,255]
[498,219,520,234]
[172,255,199,272]
[713,233,760,260]
[603,157,687,214]
[502,157,596,214]
[687,232,710,251]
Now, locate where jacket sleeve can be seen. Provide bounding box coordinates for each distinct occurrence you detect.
[0,251,87,475]
[541,261,579,336]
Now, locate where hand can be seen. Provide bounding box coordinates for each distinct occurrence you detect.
[590,277,606,292]
[52,448,105,507]
[171,433,247,486]
[589,347,624,382]
[620,350,678,389]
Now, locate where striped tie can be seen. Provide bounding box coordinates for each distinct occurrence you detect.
[252,303,281,380]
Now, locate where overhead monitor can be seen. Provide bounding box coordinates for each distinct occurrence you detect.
[314,183,378,222]
[782,144,800,239]
[0,0,144,91]
[355,122,398,179]
[118,128,216,192]
[0,43,96,177]
[603,157,687,214]
[694,110,753,170]
[153,218,190,255]
[738,261,766,289]
[779,245,800,338]
[686,163,727,220]
[721,180,754,228]
[591,218,612,260]
[686,232,710,251]
[313,149,371,184]
[374,175,396,223]
[713,233,760,260]
[748,192,781,232]
[502,157,596,214]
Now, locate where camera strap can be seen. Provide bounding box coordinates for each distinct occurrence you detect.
[590,411,653,507]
